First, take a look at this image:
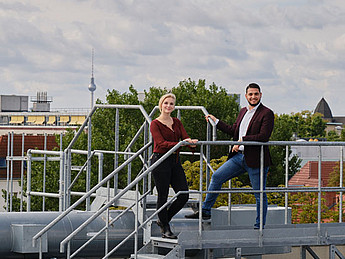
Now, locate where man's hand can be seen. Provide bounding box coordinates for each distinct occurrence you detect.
[232,137,243,152]
[232,145,240,152]
[205,114,217,123]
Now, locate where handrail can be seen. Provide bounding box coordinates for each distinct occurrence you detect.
[65,104,152,151]
[64,140,345,256]
[70,189,151,258]
[29,138,345,257]
[58,141,185,252]
[32,140,153,246]
[150,105,217,140]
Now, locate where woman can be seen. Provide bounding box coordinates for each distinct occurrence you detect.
[150,93,197,239]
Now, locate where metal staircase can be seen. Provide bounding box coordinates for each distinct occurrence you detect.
[4,104,345,259]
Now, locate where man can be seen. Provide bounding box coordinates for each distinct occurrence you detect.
[185,83,274,229]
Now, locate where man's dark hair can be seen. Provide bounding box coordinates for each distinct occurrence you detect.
[246,83,261,93]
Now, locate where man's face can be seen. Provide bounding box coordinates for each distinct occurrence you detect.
[245,88,262,107]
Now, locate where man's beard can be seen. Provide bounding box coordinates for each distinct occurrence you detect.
[248,100,260,107]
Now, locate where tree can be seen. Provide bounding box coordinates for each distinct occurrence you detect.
[143,79,240,158]
[184,157,288,209]
[268,114,302,186]
[90,80,239,188]
[289,111,326,139]
[289,192,332,223]
[17,80,329,212]
[267,111,327,187]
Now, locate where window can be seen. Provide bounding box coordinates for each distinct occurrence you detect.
[0,158,7,169]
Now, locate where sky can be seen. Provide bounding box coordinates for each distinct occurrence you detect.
[0,0,344,115]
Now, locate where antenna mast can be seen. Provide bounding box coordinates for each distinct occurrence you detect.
[88,48,96,108]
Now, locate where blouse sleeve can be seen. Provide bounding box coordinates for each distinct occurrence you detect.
[150,120,179,149]
[175,118,190,140]
[175,118,196,151]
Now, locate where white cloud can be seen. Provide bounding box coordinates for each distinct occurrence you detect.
[0,0,344,115]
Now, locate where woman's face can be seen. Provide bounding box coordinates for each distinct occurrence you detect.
[161,97,175,114]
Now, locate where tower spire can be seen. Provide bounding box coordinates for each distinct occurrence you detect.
[88,48,96,108]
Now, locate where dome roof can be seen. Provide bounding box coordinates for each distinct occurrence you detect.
[314,97,332,119]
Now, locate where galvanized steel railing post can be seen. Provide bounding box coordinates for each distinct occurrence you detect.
[27,150,32,212]
[127,148,132,185]
[65,149,72,210]
[6,132,10,212]
[20,133,25,212]
[10,132,14,212]
[67,241,71,259]
[317,145,322,242]
[59,151,64,212]
[105,181,110,258]
[285,145,289,224]
[340,146,343,223]
[86,116,92,211]
[114,108,119,193]
[259,145,264,245]
[42,133,47,211]
[199,144,204,236]
[38,237,42,259]
[134,183,139,259]
[98,153,103,183]
[228,177,232,225]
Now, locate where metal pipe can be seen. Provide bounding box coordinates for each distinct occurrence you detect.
[199,144,204,236]
[228,177,232,225]
[259,145,264,244]
[27,151,32,212]
[58,142,181,253]
[20,133,24,211]
[114,108,119,194]
[340,146,344,223]
[10,132,14,212]
[98,152,103,183]
[59,151,64,212]
[86,116,92,211]
[206,121,211,189]
[285,145,289,225]
[29,150,61,156]
[42,133,47,211]
[69,151,96,191]
[5,132,10,212]
[33,141,154,245]
[317,146,322,243]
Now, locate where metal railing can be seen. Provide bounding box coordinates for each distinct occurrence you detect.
[31,139,345,258]
[28,105,217,258]
[5,103,345,258]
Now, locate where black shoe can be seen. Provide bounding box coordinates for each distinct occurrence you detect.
[185,211,211,220]
[162,224,177,239]
[157,220,177,239]
[156,220,164,233]
[254,224,265,229]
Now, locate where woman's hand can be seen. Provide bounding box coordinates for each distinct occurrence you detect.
[183,138,198,148]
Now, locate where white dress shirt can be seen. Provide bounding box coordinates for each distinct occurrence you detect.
[238,103,260,151]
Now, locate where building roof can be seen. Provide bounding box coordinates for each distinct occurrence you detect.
[314,97,333,120]
[288,161,338,187]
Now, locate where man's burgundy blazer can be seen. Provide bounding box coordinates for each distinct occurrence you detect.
[217,103,274,168]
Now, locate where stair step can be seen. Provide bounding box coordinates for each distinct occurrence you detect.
[133,254,164,259]
[151,236,179,249]
[151,236,179,244]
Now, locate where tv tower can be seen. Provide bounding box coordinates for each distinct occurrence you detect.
[88,48,96,109]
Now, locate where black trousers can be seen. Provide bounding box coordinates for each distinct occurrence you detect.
[151,153,189,226]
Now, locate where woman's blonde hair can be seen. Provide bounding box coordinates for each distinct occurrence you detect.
[158,93,176,112]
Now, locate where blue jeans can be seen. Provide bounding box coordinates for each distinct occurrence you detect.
[202,152,269,226]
